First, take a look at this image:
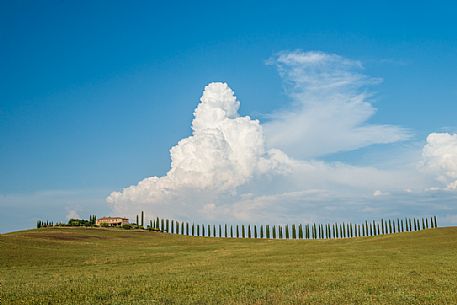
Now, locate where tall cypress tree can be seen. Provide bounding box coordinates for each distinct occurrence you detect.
[260,225,264,238]
[272,225,276,239]
[266,225,270,239]
[141,211,144,227]
[434,216,438,228]
[230,225,233,238]
[254,225,258,238]
[285,225,289,239]
[219,224,222,237]
[298,224,303,239]
[136,215,139,225]
[242,225,245,238]
[225,224,228,238]
[202,224,205,236]
[236,225,239,238]
[248,225,252,238]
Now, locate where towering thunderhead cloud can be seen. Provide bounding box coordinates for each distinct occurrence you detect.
[107,82,279,213]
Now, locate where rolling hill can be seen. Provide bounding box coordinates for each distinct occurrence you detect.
[1,226,456,304]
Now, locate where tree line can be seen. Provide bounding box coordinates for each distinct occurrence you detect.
[143,215,438,239]
[37,215,97,228]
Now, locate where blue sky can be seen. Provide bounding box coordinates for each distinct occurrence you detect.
[1,1,457,233]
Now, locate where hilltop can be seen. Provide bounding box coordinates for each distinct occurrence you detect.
[1,227,457,304]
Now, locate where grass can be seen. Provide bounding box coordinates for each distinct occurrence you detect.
[1,226,457,305]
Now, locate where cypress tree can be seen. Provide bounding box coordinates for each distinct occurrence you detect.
[236,225,240,238]
[372,221,376,236]
[409,218,412,231]
[156,217,159,229]
[161,219,164,232]
[225,224,228,238]
[434,216,438,228]
[202,224,205,236]
[136,215,139,225]
[266,225,270,239]
[260,225,264,238]
[208,224,211,237]
[426,218,429,229]
[150,220,153,230]
[242,225,245,238]
[192,223,195,236]
[284,225,289,239]
[421,218,425,230]
[254,225,258,238]
[141,211,144,227]
[272,225,276,239]
[298,224,303,239]
[230,225,233,238]
[213,225,216,237]
[400,219,404,232]
[166,219,169,232]
[196,224,200,236]
[279,225,283,239]
[219,224,222,237]
[181,222,184,235]
[290,224,294,239]
[248,225,252,238]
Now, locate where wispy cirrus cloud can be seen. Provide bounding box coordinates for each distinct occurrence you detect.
[264,50,411,159]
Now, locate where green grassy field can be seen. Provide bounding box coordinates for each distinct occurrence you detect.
[1,227,456,305]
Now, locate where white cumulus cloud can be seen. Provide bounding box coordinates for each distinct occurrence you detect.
[422,132,457,190]
[107,82,284,219]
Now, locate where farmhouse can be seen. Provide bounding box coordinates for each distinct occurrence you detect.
[96,217,129,226]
